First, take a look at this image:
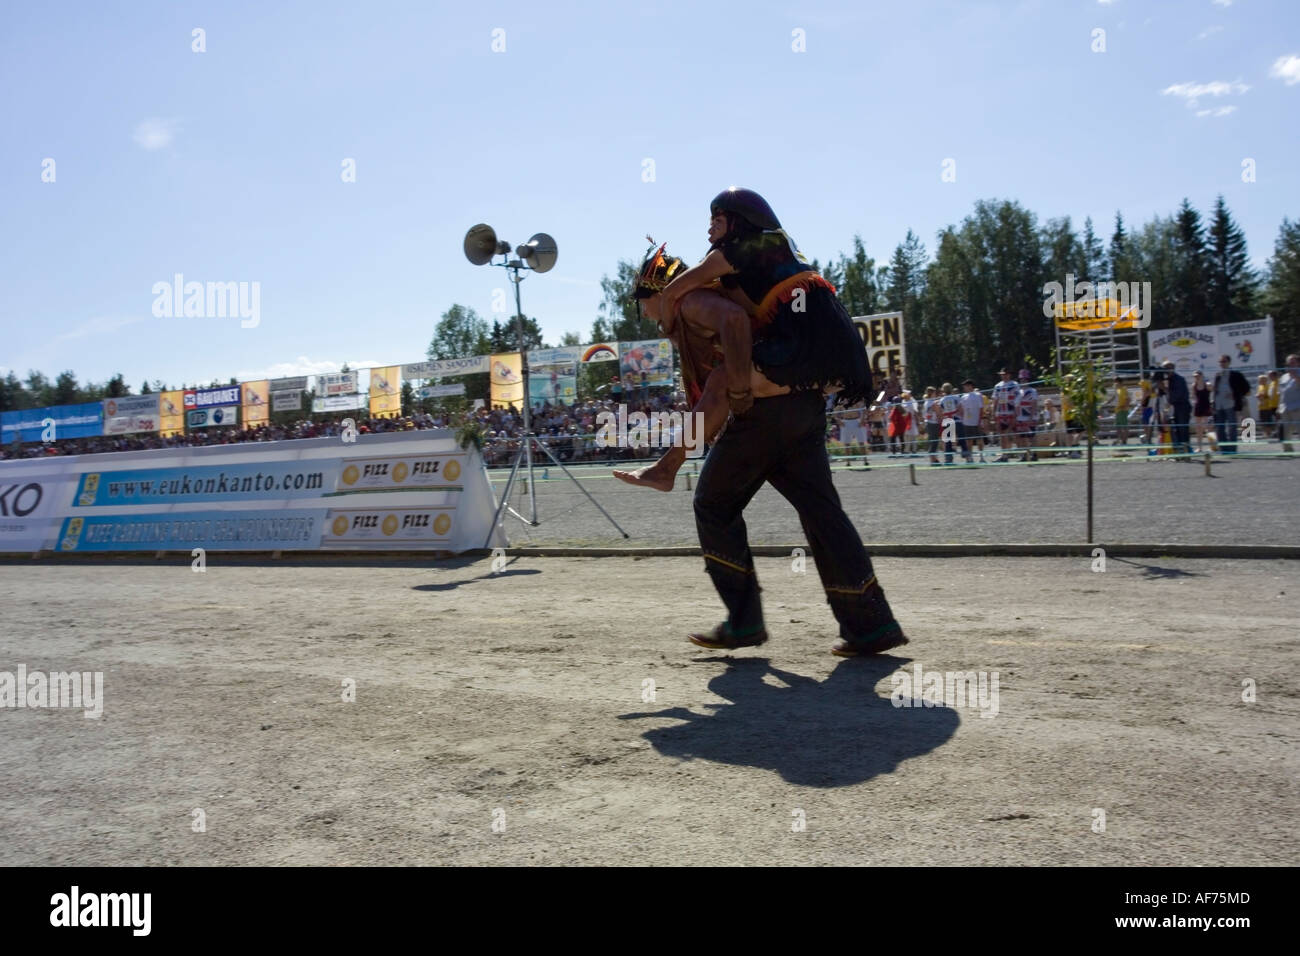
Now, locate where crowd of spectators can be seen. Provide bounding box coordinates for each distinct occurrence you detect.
[6,359,1297,465]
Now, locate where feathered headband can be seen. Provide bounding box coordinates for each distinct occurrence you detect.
[632,235,685,299]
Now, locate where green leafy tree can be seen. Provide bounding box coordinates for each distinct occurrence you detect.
[595,259,657,342]
[53,371,80,406]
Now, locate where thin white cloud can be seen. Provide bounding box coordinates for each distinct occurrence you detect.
[1270,54,1300,85]
[1195,105,1237,117]
[234,357,385,381]
[1161,78,1249,110]
[52,314,149,344]
[133,118,179,150]
[1098,0,1119,6]
[1212,0,1232,7]
[1196,25,1223,40]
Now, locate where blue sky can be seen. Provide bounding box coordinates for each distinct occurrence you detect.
[2,0,1297,390]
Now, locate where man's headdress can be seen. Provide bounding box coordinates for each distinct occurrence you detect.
[632,235,686,300]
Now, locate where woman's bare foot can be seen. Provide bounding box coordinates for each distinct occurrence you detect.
[613,446,686,492]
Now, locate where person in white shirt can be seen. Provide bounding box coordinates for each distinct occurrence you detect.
[1279,353,1300,453]
[1015,369,1039,462]
[937,382,963,465]
[992,368,1020,462]
[922,386,942,464]
[959,379,984,463]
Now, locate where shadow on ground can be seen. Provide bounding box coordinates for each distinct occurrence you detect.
[619,654,960,787]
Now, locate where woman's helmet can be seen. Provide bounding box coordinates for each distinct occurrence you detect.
[710,187,781,231]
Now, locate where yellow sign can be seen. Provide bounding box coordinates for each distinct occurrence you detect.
[1054,299,1142,330]
[369,366,402,417]
[242,380,270,428]
[490,353,524,410]
[159,390,187,437]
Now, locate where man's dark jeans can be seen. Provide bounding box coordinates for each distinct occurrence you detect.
[693,390,896,640]
[1172,403,1192,453]
[1214,407,1239,453]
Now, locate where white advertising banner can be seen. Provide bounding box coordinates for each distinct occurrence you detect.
[419,383,467,398]
[0,431,506,553]
[311,394,367,413]
[102,395,161,435]
[272,390,303,412]
[269,376,308,392]
[317,371,360,395]
[403,357,490,379]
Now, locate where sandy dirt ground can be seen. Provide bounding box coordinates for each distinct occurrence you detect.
[0,554,1295,866]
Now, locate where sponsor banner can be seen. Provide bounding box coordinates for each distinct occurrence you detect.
[1,402,102,444]
[0,431,506,553]
[187,405,239,429]
[185,385,242,409]
[317,371,359,395]
[1148,326,1219,382]
[242,380,270,428]
[159,390,186,437]
[272,389,303,412]
[323,507,456,545]
[57,512,321,552]
[0,479,68,551]
[852,311,907,382]
[369,366,402,417]
[1218,318,1274,377]
[403,356,490,378]
[528,346,579,407]
[419,383,466,398]
[337,454,466,492]
[312,394,367,413]
[581,342,619,363]
[490,352,524,409]
[103,395,160,435]
[72,460,340,507]
[619,339,674,388]
[269,376,308,392]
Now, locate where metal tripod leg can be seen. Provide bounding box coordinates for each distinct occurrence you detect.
[530,435,630,539]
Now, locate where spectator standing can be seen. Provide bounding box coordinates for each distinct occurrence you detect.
[1256,374,1277,441]
[1191,370,1213,452]
[937,382,963,465]
[959,379,983,463]
[922,385,941,465]
[992,368,1019,462]
[1111,376,1131,446]
[1212,354,1251,454]
[1161,361,1192,455]
[900,390,920,455]
[1015,369,1039,462]
[1278,354,1300,453]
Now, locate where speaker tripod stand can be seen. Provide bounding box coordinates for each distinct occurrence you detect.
[485,428,629,547]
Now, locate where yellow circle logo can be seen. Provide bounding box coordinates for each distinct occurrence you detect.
[332,516,348,536]
[433,513,451,535]
[443,459,461,481]
[382,515,399,536]
[342,465,359,485]
[392,462,408,483]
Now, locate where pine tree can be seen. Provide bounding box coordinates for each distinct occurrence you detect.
[1109,211,1131,283]
[1171,199,1212,327]
[1263,218,1300,356]
[1206,195,1258,323]
[1082,216,1105,285]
